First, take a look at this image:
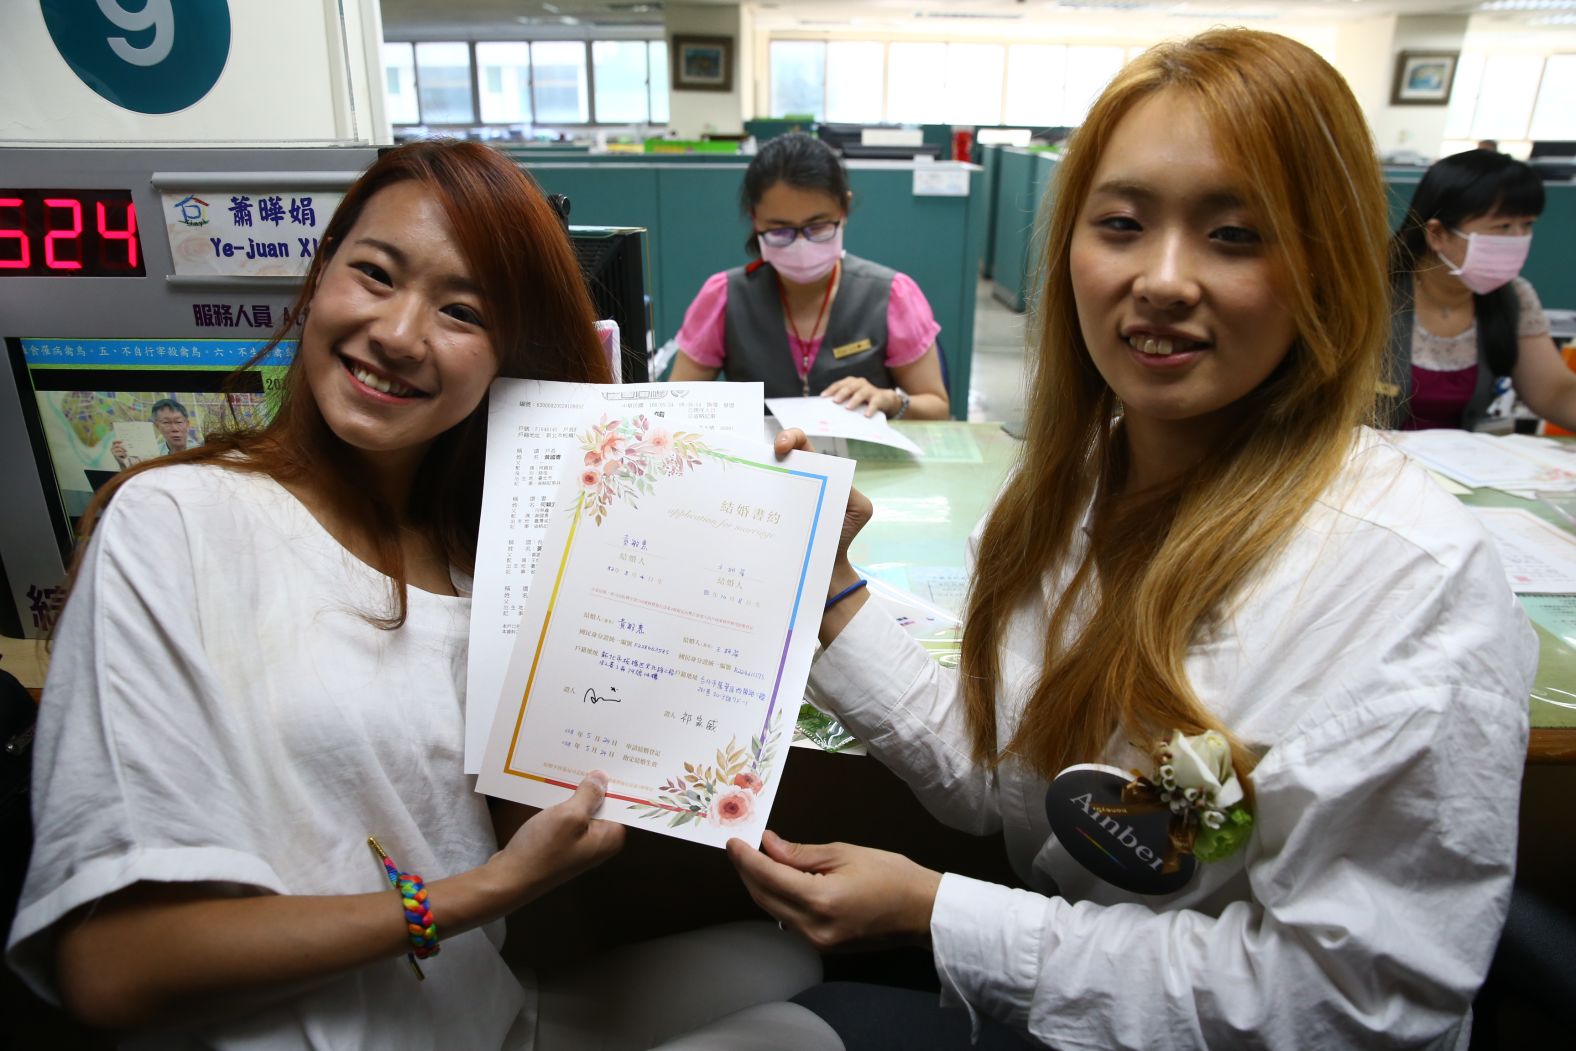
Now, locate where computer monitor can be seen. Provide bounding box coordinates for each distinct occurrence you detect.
[569,226,652,384]
[816,123,866,155]
[4,337,288,535]
[816,123,942,161]
[1529,141,1576,159]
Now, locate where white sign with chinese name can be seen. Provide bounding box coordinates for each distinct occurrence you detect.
[161,191,343,277]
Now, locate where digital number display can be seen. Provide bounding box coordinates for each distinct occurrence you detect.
[0,189,145,277]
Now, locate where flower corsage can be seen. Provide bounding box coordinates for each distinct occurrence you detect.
[1150,730,1254,863]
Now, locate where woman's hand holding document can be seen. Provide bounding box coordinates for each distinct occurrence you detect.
[475,384,854,848]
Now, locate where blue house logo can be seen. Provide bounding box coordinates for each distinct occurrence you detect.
[172,195,210,227]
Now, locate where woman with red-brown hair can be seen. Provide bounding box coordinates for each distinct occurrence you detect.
[6,141,835,1051]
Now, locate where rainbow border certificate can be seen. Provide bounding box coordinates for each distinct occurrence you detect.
[477,425,854,849]
[465,379,763,772]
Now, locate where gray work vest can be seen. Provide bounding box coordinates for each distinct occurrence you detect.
[723,252,895,398]
[1380,275,1499,430]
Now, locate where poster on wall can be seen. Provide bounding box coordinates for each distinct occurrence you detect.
[1390,50,1459,106]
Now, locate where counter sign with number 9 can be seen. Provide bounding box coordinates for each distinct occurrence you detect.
[40,0,232,115]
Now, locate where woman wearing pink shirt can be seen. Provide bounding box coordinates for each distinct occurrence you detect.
[670,133,951,420]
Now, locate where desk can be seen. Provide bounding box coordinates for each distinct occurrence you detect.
[817,421,1576,765]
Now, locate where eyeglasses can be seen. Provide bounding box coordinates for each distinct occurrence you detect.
[757,220,842,249]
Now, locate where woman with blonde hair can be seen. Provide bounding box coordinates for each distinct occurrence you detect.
[732,29,1533,1050]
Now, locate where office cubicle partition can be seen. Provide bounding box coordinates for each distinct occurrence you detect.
[519,157,987,418]
[981,147,1576,318]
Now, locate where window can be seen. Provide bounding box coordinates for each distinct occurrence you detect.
[765,37,1136,129]
[593,40,651,124]
[384,38,666,127]
[1444,53,1484,141]
[944,44,1005,126]
[383,43,419,125]
[887,43,948,124]
[1530,55,1576,140]
[649,40,669,124]
[476,42,532,124]
[770,40,825,118]
[415,42,474,124]
[1005,45,1065,126]
[1473,53,1543,141]
[532,41,590,123]
[1062,47,1124,125]
[826,42,884,123]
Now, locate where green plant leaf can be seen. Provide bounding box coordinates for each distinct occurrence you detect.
[1193,808,1254,863]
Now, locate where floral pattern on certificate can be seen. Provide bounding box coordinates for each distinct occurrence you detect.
[629,712,785,828]
[576,414,714,525]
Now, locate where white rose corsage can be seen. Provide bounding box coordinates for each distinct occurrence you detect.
[1151,730,1254,863]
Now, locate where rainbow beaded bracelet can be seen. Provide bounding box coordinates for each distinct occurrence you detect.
[368,836,441,980]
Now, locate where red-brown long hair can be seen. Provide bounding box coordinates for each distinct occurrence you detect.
[70,140,611,626]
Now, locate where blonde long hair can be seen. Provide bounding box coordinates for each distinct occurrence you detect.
[960,30,1391,783]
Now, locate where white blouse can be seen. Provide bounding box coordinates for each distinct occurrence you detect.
[7,464,533,1050]
[810,429,1535,1050]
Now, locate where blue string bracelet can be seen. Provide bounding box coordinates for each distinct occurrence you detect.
[825,578,869,611]
[368,836,440,980]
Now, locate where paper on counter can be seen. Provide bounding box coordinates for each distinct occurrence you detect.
[1500,434,1576,476]
[766,396,923,456]
[1389,430,1576,492]
[863,573,961,640]
[466,380,763,771]
[477,438,854,849]
[1469,507,1576,593]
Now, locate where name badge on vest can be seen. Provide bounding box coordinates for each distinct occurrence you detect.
[1045,763,1197,895]
[832,338,873,359]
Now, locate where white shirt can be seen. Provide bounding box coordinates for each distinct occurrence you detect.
[811,430,1534,1051]
[7,464,533,1050]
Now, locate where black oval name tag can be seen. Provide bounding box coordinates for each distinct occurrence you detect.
[1045,763,1196,896]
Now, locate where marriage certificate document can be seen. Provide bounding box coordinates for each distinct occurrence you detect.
[477,418,854,848]
[465,380,763,771]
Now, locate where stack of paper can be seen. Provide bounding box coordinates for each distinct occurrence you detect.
[469,379,855,849]
[765,396,923,456]
[1468,507,1576,594]
[1387,430,1576,494]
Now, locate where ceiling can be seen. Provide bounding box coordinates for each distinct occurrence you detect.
[377,0,1574,37]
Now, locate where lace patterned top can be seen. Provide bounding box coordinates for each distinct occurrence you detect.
[1412,277,1551,372]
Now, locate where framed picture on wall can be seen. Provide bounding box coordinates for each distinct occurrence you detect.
[1391,51,1459,106]
[672,35,733,93]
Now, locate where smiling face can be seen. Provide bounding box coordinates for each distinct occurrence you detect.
[1069,90,1298,445]
[299,180,496,477]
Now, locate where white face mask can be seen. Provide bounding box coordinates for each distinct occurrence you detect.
[1437,229,1532,295]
